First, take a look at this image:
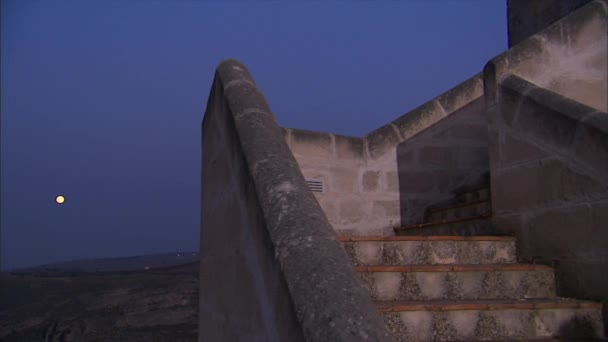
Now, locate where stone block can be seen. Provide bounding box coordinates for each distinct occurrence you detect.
[418,145,457,169]
[591,201,608,250]
[497,84,523,127]
[384,171,400,193]
[289,129,333,159]
[334,134,366,161]
[372,200,400,219]
[393,101,445,142]
[501,75,588,150]
[398,171,436,194]
[362,170,381,192]
[366,124,401,160]
[501,132,546,166]
[493,157,602,212]
[573,115,608,180]
[450,123,489,142]
[332,167,359,193]
[435,74,483,115]
[314,195,338,224]
[396,146,415,165]
[457,146,489,168]
[525,204,594,258]
[338,198,368,224]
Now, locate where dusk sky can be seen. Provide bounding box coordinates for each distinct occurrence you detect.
[1,0,507,270]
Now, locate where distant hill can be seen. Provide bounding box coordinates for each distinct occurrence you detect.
[0,254,199,341]
[7,252,199,275]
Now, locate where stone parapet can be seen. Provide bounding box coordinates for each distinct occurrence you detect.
[286,73,488,231]
[200,59,390,342]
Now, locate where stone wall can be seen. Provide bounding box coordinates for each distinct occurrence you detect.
[488,73,608,301]
[200,60,389,342]
[483,0,608,304]
[284,129,400,236]
[507,0,592,47]
[492,0,607,112]
[286,74,486,233]
[396,96,489,225]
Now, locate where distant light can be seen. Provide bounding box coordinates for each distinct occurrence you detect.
[145,266,150,270]
[55,195,65,204]
[177,253,181,257]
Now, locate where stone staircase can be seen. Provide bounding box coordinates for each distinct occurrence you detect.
[338,185,605,341]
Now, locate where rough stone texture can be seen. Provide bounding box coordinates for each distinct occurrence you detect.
[201,59,389,342]
[484,14,608,317]
[494,1,608,112]
[396,97,490,225]
[342,239,516,266]
[359,269,555,301]
[382,305,604,341]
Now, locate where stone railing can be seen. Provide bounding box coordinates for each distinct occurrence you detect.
[483,0,607,306]
[200,59,389,342]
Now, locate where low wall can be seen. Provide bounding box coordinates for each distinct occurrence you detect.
[395,96,489,225]
[483,0,608,306]
[487,73,608,301]
[489,0,607,112]
[200,60,389,342]
[286,73,487,233]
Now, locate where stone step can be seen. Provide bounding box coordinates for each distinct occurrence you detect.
[378,298,604,341]
[394,214,495,236]
[357,264,556,301]
[426,199,492,222]
[452,184,491,203]
[339,236,516,266]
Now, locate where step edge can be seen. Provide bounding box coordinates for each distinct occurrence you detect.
[376,300,602,312]
[338,236,515,242]
[394,214,492,231]
[355,264,553,272]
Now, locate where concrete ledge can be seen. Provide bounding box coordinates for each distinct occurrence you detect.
[203,59,389,342]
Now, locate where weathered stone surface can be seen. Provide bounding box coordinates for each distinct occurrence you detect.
[289,128,333,159]
[384,171,400,193]
[501,132,546,165]
[392,101,445,142]
[372,200,400,219]
[332,167,358,193]
[203,59,390,342]
[573,112,608,181]
[398,171,436,194]
[334,134,366,160]
[418,146,456,169]
[339,198,368,224]
[435,74,483,115]
[382,305,604,341]
[366,124,401,160]
[362,170,381,192]
[492,157,604,212]
[450,123,489,142]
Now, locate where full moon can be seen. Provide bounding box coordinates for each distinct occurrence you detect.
[55,195,65,204]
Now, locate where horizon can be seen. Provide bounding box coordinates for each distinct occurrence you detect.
[1,0,507,270]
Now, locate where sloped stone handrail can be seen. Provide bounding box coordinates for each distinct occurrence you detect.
[200,59,390,341]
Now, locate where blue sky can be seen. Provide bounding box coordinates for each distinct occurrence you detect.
[1,0,507,270]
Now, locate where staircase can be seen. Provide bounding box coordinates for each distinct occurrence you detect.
[338,184,605,341]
